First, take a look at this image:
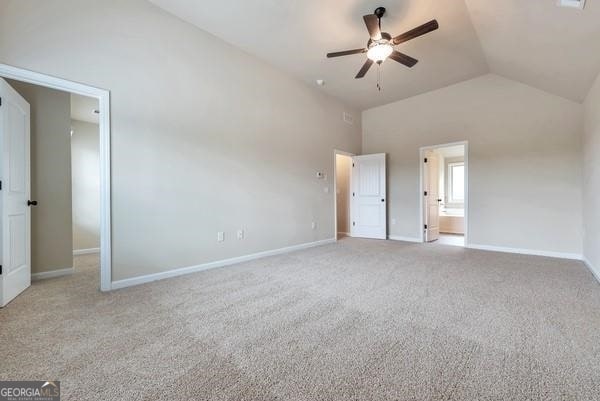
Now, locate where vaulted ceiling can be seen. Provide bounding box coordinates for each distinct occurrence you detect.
[149,0,600,110]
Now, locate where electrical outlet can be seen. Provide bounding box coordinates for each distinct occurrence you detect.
[311,222,316,230]
[237,229,244,240]
[217,231,224,242]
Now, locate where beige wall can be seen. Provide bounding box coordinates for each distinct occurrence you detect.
[363,74,583,255]
[71,119,100,251]
[583,73,600,274]
[6,80,73,274]
[335,154,352,235]
[0,0,361,281]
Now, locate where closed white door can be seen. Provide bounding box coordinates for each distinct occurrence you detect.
[351,153,386,239]
[0,78,31,307]
[423,151,440,242]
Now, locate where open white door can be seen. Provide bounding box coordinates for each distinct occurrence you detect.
[351,153,386,239]
[423,151,440,242]
[0,78,31,307]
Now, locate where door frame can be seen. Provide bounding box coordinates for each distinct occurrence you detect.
[0,64,112,291]
[418,141,469,245]
[333,149,355,241]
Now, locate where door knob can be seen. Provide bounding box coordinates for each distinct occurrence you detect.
[27,200,38,206]
[381,199,385,202]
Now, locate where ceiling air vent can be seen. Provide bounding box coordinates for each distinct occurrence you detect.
[557,0,586,9]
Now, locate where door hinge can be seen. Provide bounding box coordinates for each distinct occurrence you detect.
[424,157,428,163]
[352,192,355,197]
[0,265,2,275]
[353,221,356,226]
[352,163,355,167]
[424,224,428,229]
[0,180,2,190]
[424,191,428,196]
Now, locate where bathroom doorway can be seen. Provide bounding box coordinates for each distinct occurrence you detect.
[420,142,468,247]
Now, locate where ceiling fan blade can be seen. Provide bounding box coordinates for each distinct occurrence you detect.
[392,19,439,45]
[363,14,382,40]
[355,59,374,79]
[389,51,418,68]
[327,48,367,58]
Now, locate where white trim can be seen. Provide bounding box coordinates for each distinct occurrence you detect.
[32,267,74,281]
[583,257,600,284]
[419,141,469,245]
[333,149,355,242]
[73,248,100,256]
[388,235,422,243]
[0,64,112,291]
[467,243,582,261]
[111,238,336,290]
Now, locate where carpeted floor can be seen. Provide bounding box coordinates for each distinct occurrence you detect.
[1,238,600,400]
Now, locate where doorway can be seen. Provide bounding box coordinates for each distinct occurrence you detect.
[335,151,353,239]
[334,150,387,241]
[0,65,111,307]
[419,142,468,247]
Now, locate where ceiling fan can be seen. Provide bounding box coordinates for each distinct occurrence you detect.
[326,7,439,80]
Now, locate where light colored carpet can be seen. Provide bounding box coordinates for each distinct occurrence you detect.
[1,238,600,400]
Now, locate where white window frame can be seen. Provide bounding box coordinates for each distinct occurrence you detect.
[446,161,464,207]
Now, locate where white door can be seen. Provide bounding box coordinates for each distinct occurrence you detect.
[0,78,31,307]
[351,153,386,239]
[423,151,440,242]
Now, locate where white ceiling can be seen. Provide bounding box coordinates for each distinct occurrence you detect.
[465,0,600,103]
[71,93,99,124]
[149,0,600,109]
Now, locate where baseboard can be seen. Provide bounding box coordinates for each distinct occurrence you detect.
[32,267,74,281]
[73,247,100,256]
[111,238,336,290]
[467,243,582,261]
[583,257,600,284]
[337,232,350,237]
[388,235,423,243]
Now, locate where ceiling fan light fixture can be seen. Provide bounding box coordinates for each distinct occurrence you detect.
[367,42,393,62]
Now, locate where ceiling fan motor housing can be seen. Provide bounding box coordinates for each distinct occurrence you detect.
[374,7,386,19]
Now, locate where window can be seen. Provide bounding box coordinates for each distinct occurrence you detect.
[447,162,464,205]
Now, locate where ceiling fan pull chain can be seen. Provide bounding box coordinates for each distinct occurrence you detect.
[377,64,382,91]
